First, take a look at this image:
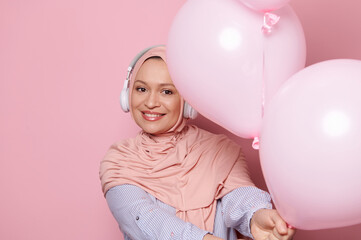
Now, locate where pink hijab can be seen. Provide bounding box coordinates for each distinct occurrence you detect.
[99,46,254,232]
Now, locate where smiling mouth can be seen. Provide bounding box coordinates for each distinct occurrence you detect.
[143,113,165,117]
[142,111,165,121]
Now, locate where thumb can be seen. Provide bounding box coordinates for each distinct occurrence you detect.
[252,209,273,229]
[271,211,288,235]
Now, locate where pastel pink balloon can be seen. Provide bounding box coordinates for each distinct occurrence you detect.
[167,0,305,138]
[240,0,290,12]
[260,59,361,230]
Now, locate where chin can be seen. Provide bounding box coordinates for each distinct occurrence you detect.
[138,122,170,135]
[140,125,164,135]
[137,118,177,135]
[144,129,164,135]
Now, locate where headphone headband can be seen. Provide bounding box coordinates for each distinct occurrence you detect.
[126,44,165,82]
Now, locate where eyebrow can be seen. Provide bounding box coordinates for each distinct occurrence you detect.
[134,80,175,88]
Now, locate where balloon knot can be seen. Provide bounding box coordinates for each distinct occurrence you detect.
[262,12,280,34]
[252,137,260,150]
[287,223,296,229]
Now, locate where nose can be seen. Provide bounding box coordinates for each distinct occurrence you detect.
[144,91,160,109]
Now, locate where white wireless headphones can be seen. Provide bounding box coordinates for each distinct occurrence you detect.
[119,45,198,119]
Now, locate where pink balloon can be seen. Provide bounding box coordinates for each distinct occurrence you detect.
[167,0,305,138]
[260,59,361,230]
[240,0,290,12]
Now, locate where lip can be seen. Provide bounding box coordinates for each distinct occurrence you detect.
[141,111,165,121]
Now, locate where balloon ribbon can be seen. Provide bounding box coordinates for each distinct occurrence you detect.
[262,12,280,34]
[253,12,281,150]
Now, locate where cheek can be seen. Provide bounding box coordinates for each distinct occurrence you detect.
[169,98,182,116]
[130,94,141,109]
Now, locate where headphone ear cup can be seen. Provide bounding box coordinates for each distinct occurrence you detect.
[120,87,130,112]
[183,101,198,119]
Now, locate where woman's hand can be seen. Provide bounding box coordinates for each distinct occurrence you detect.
[250,209,296,240]
[203,234,224,240]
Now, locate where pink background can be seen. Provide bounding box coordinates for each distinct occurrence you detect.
[0,0,360,239]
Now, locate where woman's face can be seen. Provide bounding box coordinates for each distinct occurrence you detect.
[130,58,182,135]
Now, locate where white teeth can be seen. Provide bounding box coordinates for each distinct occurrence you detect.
[144,113,163,117]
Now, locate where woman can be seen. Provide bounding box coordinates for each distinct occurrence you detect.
[100,46,295,240]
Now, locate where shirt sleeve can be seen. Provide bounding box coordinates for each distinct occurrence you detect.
[221,186,273,239]
[105,184,210,240]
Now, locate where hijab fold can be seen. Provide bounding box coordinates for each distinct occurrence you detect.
[100,125,254,232]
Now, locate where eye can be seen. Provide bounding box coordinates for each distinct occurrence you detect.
[162,89,173,95]
[136,87,147,93]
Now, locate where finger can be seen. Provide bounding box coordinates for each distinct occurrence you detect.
[275,227,297,240]
[285,228,297,240]
[271,212,288,235]
[272,225,285,239]
[254,209,274,229]
[276,220,288,235]
[267,233,281,240]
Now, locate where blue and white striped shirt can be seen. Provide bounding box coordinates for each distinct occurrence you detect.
[106,184,272,240]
